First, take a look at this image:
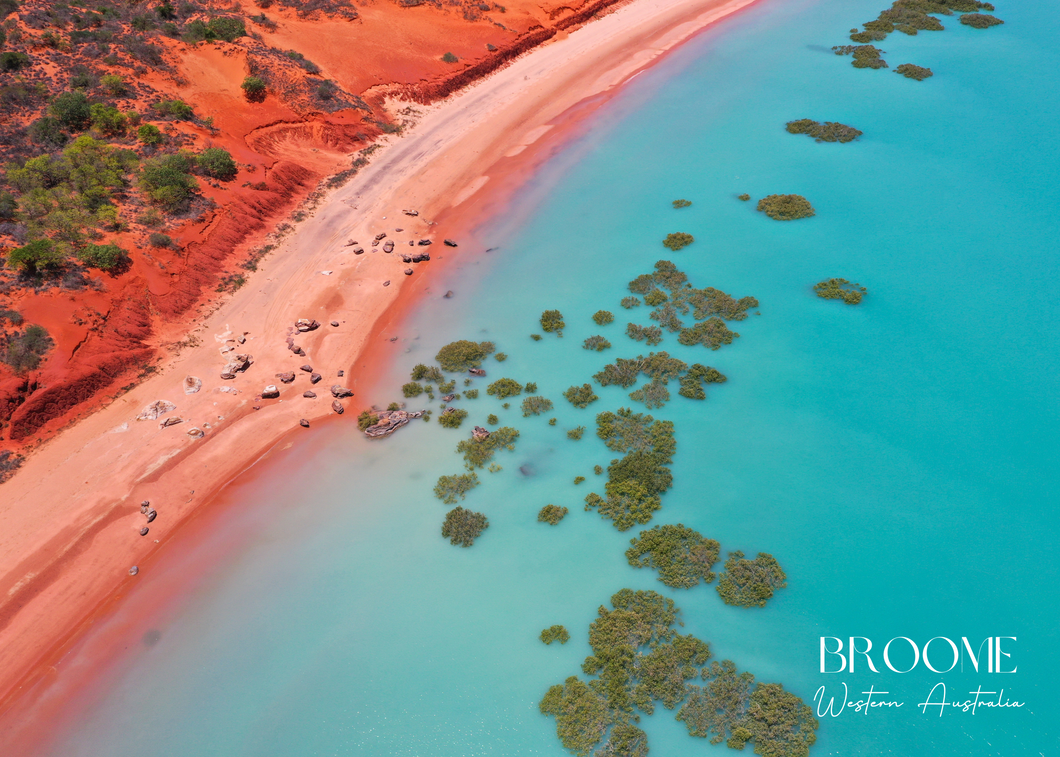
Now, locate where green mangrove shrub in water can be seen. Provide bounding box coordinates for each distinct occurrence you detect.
[593,310,615,325]
[538,505,569,526]
[716,551,788,608]
[486,377,522,398]
[411,363,445,383]
[540,624,571,643]
[433,472,480,504]
[402,382,424,397]
[540,309,565,333]
[757,194,815,221]
[785,118,863,143]
[441,506,488,547]
[583,335,612,351]
[625,323,663,346]
[521,395,554,417]
[620,296,641,309]
[895,63,933,79]
[567,426,585,440]
[814,278,867,304]
[960,12,1003,27]
[435,341,494,372]
[672,199,692,208]
[626,524,721,589]
[456,426,519,469]
[564,383,599,408]
[438,408,469,428]
[663,232,694,251]
[678,318,738,350]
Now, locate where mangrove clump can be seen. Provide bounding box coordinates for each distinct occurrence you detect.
[564,383,599,409]
[442,507,489,547]
[672,199,692,208]
[626,524,721,589]
[621,296,641,309]
[895,63,933,80]
[678,318,738,350]
[438,408,469,428]
[433,472,480,504]
[814,278,867,304]
[487,377,523,398]
[625,323,663,346]
[435,340,493,372]
[541,309,565,334]
[521,395,554,417]
[960,12,1003,27]
[567,426,586,440]
[538,505,569,525]
[663,232,694,251]
[583,335,612,351]
[456,426,520,470]
[785,118,863,143]
[757,194,815,221]
[716,551,788,608]
[593,310,615,326]
[541,624,571,643]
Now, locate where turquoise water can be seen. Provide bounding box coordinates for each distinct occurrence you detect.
[31,0,1060,754]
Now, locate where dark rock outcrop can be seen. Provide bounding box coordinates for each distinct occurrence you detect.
[331,400,344,414]
[444,239,458,247]
[262,384,280,399]
[331,385,353,398]
[276,372,296,383]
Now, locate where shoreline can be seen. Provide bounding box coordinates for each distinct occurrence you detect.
[0,0,762,740]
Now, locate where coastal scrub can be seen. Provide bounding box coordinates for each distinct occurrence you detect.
[436,340,494,372]
[540,624,571,643]
[785,118,862,143]
[441,507,488,547]
[626,524,720,588]
[757,194,815,221]
[433,473,480,504]
[538,505,569,525]
[814,278,867,304]
[716,551,788,608]
[663,232,694,251]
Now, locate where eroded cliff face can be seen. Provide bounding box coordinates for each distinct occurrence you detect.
[0,0,627,448]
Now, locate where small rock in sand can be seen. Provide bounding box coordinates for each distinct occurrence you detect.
[330,321,339,327]
[146,509,157,523]
[303,390,317,398]
[418,239,432,246]
[404,268,414,275]
[310,372,322,384]
[187,427,205,439]
[300,364,313,372]
[337,370,345,377]
[444,239,458,247]
[331,385,354,398]
[300,419,310,428]
[183,376,202,394]
[332,400,344,414]
[262,384,280,399]
[159,416,184,428]
[444,291,454,299]
[137,400,176,421]
[140,527,150,536]
[129,566,139,576]
[383,280,390,287]
[276,372,296,384]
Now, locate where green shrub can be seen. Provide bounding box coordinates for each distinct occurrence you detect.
[678,318,738,350]
[737,193,750,201]
[402,381,424,397]
[207,17,247,41]
[960,13,1003,28]
[441,507,488,547]
[644,289,667,307]
[521,395,553,416]
[592,310,614,326]
[441,52,458,63]
[197,147,237,180]
[433,472,480,504]
[626,524,720,588]
[100,74,128,96]
[152,99,194,120]
[671,199,692,208]
[663,232,693,251]
[50,91,92,131]
[2,324,53,373]
[7,240,64,273]
[438,408,469,428]
[436,340,490,372]
[620,296,641,309]
[629,379,670,409]
[539,623,570,642]
[28,117,67,148]
[530,333,542,341]
[524,382,538,393]
[411,363,445,383]
[0,51,30,72]
[464,389,478,399]
[785,118,862,143]
[538,507,569,526]
[626,323,663,346]
[494,352,507,362]
[583,335,611,351]
[89,104,127,136]
[540,309,564,333]
[813,278,867,304]
[716,551,787,608]
[756,194,814,221]
[139,152,198,211]
[241,76,267,102]
[148,232,174,248]
[486,413,498,425]
[77,243,128,270]
[455,426,519,469]
[895,63,933,80]
[563,384,598,409]
[567,426,585,440]
[486,377,522,398]
[357,410,377,431]
[137,123,163,145]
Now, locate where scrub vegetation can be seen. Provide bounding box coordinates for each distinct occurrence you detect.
[814,278,867,304]
[785,119,862,143]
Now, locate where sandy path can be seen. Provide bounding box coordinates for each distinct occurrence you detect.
[0,0,760,713]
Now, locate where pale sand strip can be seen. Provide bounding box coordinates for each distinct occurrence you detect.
[0,0,761,711]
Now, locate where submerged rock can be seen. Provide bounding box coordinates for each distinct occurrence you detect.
[469,368,486,377]
[472,426,490,441]
[363,409,425,438]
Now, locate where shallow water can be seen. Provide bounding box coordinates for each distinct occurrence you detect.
[35,0,1059,754]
